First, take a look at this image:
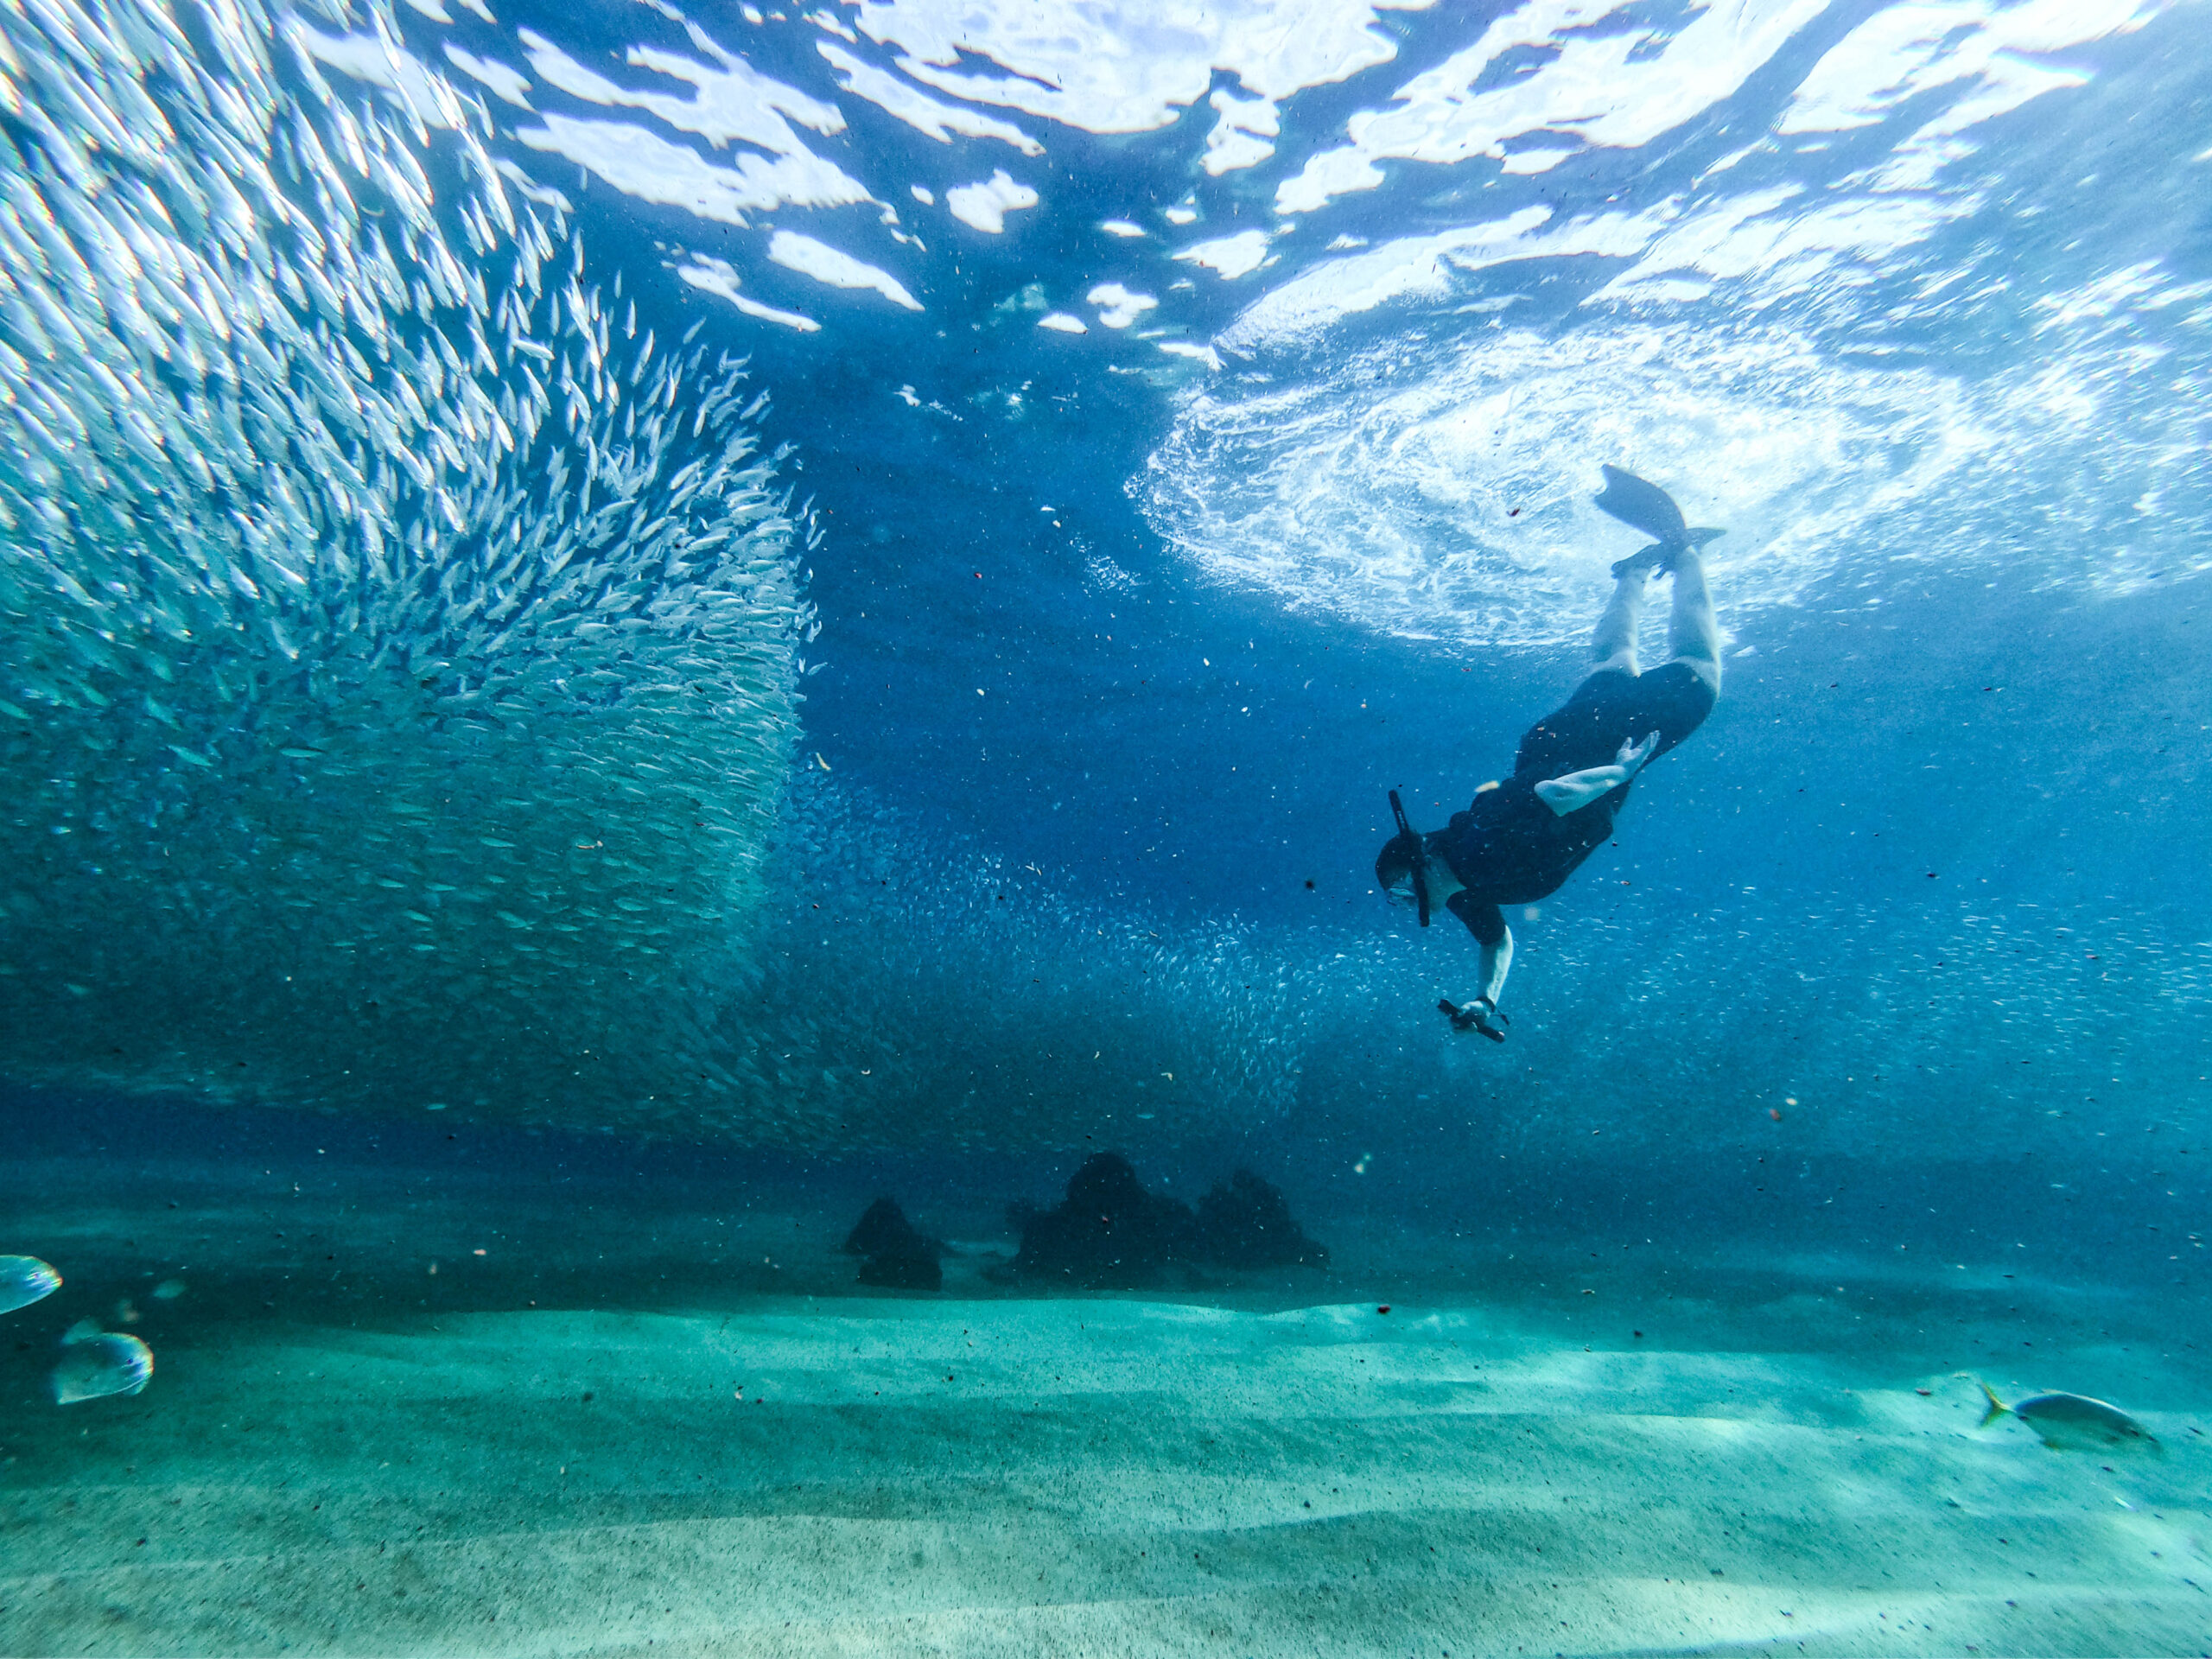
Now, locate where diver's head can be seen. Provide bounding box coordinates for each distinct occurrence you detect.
[1379,789,1433,924]
[1376,831,1423,906]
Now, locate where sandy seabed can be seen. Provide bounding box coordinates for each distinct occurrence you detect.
[3,1287,2208,1656]
[0,1137,2207,1657]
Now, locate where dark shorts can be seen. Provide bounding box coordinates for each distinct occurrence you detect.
[1514,660,1716,779]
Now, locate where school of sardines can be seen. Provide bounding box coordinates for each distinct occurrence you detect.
[0,0,819,1125]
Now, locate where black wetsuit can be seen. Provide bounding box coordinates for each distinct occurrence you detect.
[1431,662,1715,946]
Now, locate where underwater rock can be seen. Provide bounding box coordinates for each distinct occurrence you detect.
[0,1255,61,1315]
[51,1323,154,1405]
[1010,1153,1198,1288]
[1192,1170,1327,1269]
[842,1198,944,1290]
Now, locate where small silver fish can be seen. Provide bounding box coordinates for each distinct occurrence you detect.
[1979,1381,2158,1452]
[0,1255,62,1315]
[52,1324,154,1405]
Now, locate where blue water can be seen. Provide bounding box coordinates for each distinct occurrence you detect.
[2,1,2209,1650]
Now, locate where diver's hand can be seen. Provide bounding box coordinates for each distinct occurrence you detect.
[1438,996,1508,1042]
[1615,730,1661,773]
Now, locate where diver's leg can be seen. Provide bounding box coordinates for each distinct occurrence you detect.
[1667,550,1722,695]
[1590,564,1649,677]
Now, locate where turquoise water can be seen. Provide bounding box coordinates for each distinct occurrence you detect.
[1,1,2207,1651]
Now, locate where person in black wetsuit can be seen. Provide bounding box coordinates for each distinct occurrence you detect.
[1375,466,1724,1040]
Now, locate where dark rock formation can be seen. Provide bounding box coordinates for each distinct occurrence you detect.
[1009,1153,1197,1288]
[1192,1169,1328,1268]
[842,1197,944,1291]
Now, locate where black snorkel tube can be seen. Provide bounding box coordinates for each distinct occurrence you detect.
[1386,789,1432,926]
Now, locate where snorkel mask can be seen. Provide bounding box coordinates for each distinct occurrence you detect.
[1378,790,1432,926]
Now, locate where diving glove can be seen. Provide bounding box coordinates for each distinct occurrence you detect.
[1438,996,1508,1042]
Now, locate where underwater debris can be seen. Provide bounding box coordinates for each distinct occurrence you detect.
[842,1197,944,1290]
[0,0,809,1129]
[0,1255,62,1315]
[1010,1153,1198,1288]
[1192,1170,1327,1268]
[1976,1380,2159,1452]
[51,1322,154,1405]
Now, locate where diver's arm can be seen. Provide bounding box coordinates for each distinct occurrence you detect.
[1534,731,1660,817]
[1478,923,1513,1007]
[1534,766,1627,816]
[1440,898,1512,1039]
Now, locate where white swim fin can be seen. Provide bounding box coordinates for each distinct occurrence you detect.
[1595,464,1723,556]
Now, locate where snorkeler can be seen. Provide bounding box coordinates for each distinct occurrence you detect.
[1376,467,1723,1040]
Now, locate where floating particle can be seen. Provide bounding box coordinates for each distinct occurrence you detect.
[150,1279,187,1301]
[52,1325,154,1405]
[0,1256,61,1315]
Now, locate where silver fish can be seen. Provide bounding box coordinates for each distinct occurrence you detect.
[1979,1381,2159,1452]
[52,1323,154,1405]
[0,1255,62,1315]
